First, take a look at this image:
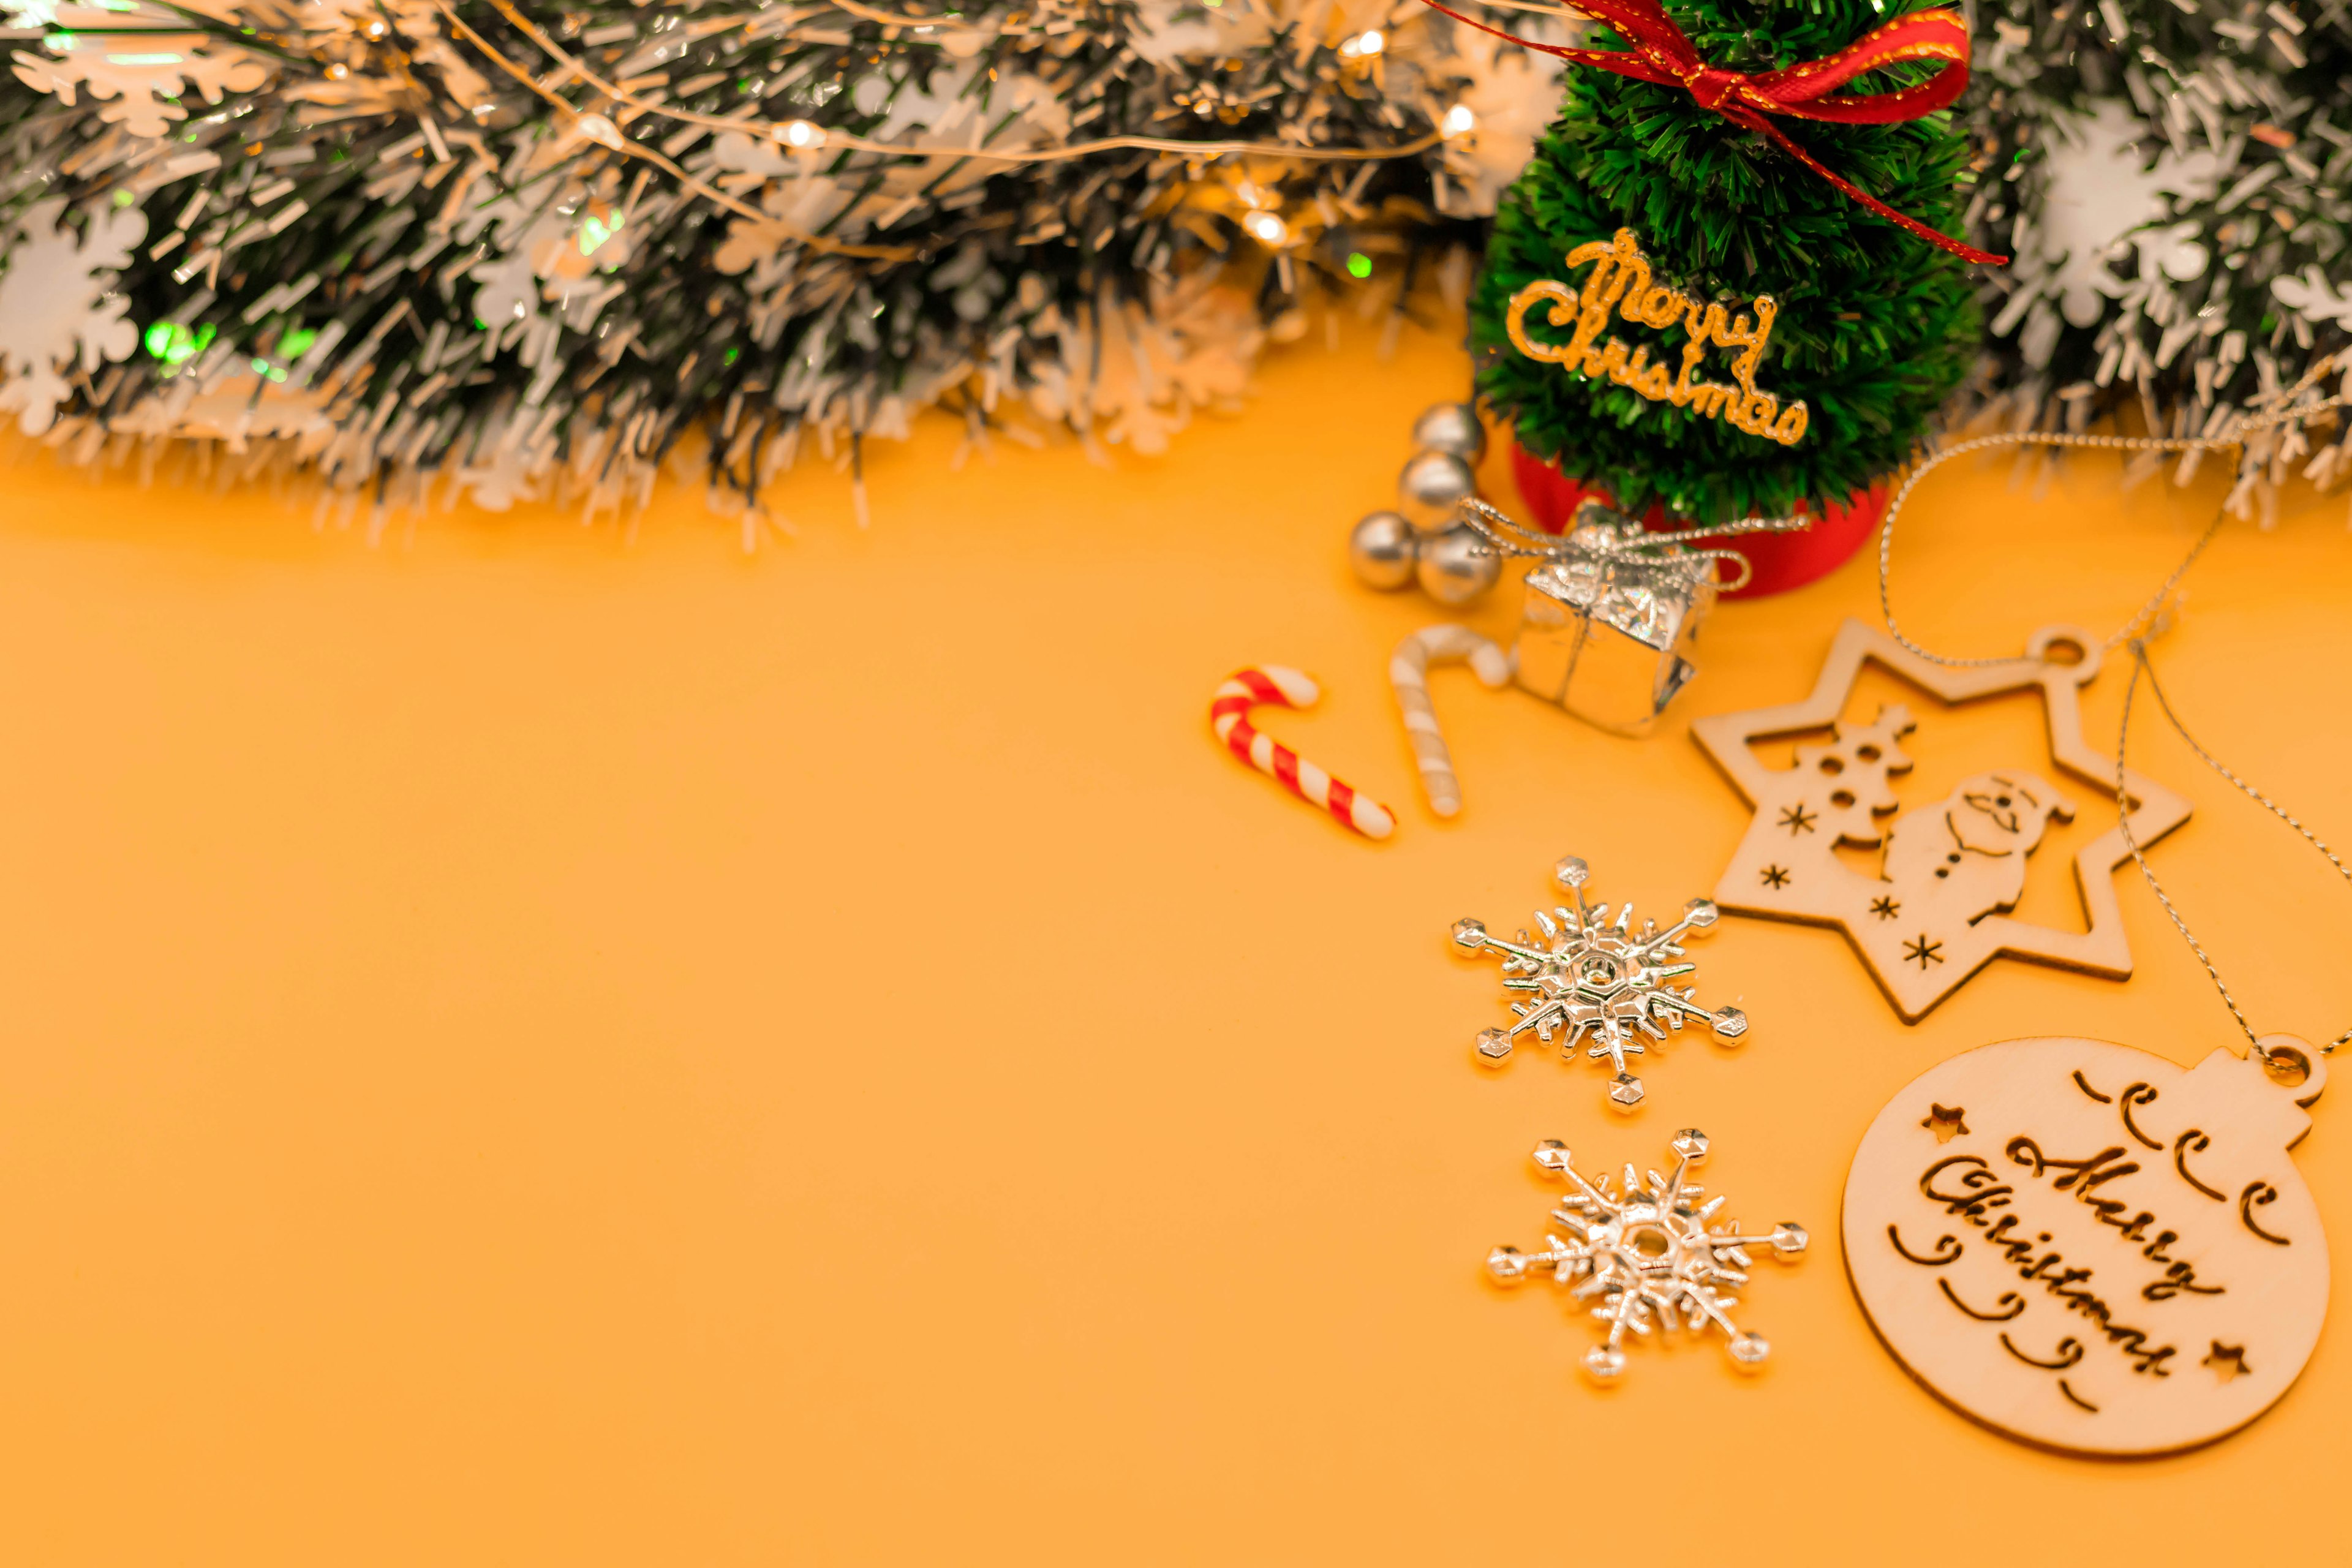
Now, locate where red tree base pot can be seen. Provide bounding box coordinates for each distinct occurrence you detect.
[1508,442,1886,600]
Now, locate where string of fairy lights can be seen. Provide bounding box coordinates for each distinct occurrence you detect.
[477,1,1457,165]
[450,0,1497,247]
[40,0,1581,253]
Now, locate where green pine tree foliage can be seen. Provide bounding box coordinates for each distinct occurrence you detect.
[1471,0,1984,524]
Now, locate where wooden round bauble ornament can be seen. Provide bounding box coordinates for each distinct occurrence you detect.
[1842,1035,2328,1456]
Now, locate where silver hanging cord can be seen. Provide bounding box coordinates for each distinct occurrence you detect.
[1877,353,2351,669]
[1452,496,1812,595]
[2117,639,2352,1060]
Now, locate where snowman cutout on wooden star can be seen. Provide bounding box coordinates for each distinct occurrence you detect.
[1882,766,2076,917]
[1692,620,2194,1021]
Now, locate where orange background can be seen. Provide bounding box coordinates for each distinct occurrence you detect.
[2,322,2349,1563]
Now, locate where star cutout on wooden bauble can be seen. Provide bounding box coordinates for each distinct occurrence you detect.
[1691,620,2193,1022]
[2204,1341,2253,1382]
[1920,1103,1968,1142]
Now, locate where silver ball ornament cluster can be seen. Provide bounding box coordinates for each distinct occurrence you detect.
[1347,402,1501,607]
[1398,450,1479,529]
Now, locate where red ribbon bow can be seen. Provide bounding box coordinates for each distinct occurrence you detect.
[1418,0,2006,266]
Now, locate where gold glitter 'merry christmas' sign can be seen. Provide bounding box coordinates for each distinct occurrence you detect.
[1505,228,1809,447]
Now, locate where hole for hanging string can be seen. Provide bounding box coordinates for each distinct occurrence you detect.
[2261,1043,2312,1088]
[2253,1036,2328,1107]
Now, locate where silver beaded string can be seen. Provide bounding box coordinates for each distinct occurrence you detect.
[1868,358,2352,1060]
[1875,354,2350,671]
[2117,641,2352,1060]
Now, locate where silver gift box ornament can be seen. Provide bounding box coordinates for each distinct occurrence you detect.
[1387,499,1808,822]
[1511,502,1716,736]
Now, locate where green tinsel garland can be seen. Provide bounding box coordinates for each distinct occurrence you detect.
[3,1,2345,524]
[1964,0,2352,495]
[0,0,1515,519]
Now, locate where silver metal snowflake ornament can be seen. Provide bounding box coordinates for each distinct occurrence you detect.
[1452,854,1746,1109]
[1487,1130,1808,1382]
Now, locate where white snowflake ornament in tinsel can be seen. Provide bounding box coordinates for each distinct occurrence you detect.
[9,4,270,139]
[1990,99,2217,364]
[0,197,145,436]
[1452,854,1746,1110]
[1487,1130,1807,1382]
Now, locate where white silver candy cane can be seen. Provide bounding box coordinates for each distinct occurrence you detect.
[1389,625,1514,817]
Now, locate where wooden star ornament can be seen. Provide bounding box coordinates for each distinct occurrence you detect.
[1691,620,2193,1021]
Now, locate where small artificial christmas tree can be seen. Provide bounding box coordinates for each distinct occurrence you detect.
[1469,0,1986,526]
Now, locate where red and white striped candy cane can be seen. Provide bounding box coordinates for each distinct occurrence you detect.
[1210,666,1396,840]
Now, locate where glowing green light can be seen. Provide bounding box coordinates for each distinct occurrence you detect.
[723,347,740,365]
[142,320,213,366]
[279,327,318,359]
[578,211,625,256]
[1346,252,1372,280]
